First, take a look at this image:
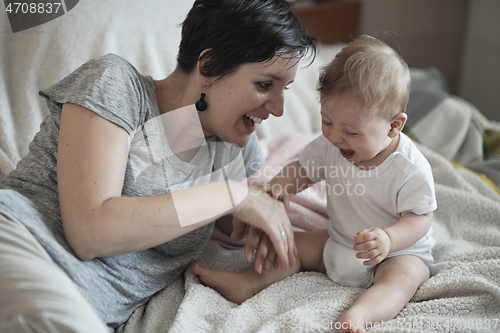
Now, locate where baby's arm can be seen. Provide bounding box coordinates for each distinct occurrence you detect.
[353,212,433,266]
[269,160,314,201]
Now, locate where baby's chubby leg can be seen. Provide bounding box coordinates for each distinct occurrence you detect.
[338,255,429,333]
[194,229,329,304]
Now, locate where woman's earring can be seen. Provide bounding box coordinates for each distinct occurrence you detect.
[196,86,207,111]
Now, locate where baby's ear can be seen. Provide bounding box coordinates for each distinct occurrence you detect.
[388,113,407,138]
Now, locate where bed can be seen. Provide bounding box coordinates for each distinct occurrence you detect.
[1,1,500,332]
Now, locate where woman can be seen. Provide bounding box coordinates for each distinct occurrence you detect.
[0,0,317,332]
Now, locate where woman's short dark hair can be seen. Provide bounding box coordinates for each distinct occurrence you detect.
[177,0,318,79]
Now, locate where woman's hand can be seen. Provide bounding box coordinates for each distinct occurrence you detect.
[230,184,295,271]
[254,232,295,274]
[231,217,295,274]
[353,228,392,266]
[230,169,303,273]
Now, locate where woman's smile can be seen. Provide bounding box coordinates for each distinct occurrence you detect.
[242,114,256,132]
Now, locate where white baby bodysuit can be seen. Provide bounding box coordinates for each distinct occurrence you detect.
[299,132,437,287]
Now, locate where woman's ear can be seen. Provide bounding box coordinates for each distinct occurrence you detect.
[388,113,408,138]
[196,49,212,86]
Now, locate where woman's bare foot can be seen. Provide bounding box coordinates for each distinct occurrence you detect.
[337,308,367,333]
[194,262,257,304]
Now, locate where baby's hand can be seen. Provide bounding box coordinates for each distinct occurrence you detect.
[353,228,391,266]
[262,181,290,212]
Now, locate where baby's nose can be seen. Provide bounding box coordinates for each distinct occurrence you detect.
[329,131,344,145]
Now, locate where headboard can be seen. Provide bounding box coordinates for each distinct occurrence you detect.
[290,0,361,44]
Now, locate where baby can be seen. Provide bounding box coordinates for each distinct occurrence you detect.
[195,35,437,333]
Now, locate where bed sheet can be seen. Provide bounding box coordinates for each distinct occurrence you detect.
[123,133,500,333]
[121,47,500,330]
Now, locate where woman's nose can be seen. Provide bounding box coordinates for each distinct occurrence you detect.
[265,91,284,117]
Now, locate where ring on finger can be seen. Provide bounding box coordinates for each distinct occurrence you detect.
[281,230,285,237]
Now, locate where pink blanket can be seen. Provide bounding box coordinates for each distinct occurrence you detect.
[211,133,329,249]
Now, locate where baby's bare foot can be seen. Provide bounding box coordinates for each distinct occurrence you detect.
[194,262,256,304]
[337,309,367,333]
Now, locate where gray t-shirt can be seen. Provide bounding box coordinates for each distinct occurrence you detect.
[0,54,264,330]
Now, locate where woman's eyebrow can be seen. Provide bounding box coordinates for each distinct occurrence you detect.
[262,73,283,81]
[259,73,294,86]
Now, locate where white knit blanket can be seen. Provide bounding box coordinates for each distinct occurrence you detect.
[123,141,500,333]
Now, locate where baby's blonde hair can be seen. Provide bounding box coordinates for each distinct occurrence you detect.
[318,35,411,120]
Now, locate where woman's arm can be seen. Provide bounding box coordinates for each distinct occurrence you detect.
[58,103,294,264]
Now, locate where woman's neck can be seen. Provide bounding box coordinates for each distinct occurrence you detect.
[155,68,198,115]
[154,69,210,162]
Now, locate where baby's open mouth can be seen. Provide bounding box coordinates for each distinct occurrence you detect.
[340,148,355,159]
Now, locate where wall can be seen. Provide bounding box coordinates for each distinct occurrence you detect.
[292,0,500,120]
[459,0,500,121]
[359,0,468,95]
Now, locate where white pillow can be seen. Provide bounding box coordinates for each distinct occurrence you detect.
[0,0,193,177]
